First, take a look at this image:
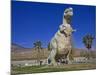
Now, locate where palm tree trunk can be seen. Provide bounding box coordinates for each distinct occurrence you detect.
[87,48,91,60]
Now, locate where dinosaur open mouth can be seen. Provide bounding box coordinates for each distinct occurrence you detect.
[64,15,72,24]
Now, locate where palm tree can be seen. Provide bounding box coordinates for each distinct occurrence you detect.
[33,42,37,50]
[34,40,42,50]
[33,40,42,65]
[82,34,94,59]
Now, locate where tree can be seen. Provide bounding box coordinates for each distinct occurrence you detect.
[33,40,42,65]
[82,34,94,59]
[33,40,42,50]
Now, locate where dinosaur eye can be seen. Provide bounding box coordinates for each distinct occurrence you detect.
[65,11,68,13]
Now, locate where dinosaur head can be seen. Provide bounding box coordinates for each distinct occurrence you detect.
[64,7,73,24]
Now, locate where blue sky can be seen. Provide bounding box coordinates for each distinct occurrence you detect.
[11,1,96,49]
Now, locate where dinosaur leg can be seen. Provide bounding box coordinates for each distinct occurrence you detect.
[67,49,72,64]
[48,49,57,66]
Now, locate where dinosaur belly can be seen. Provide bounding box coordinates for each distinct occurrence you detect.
[57,36,71,55]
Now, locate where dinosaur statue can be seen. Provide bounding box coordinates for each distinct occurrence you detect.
[48,7,75,66]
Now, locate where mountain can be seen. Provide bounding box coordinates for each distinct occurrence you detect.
[11,43,32,52]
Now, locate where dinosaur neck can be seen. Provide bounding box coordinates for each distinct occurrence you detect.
[63,16,71,24]
[63,17,68,24]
